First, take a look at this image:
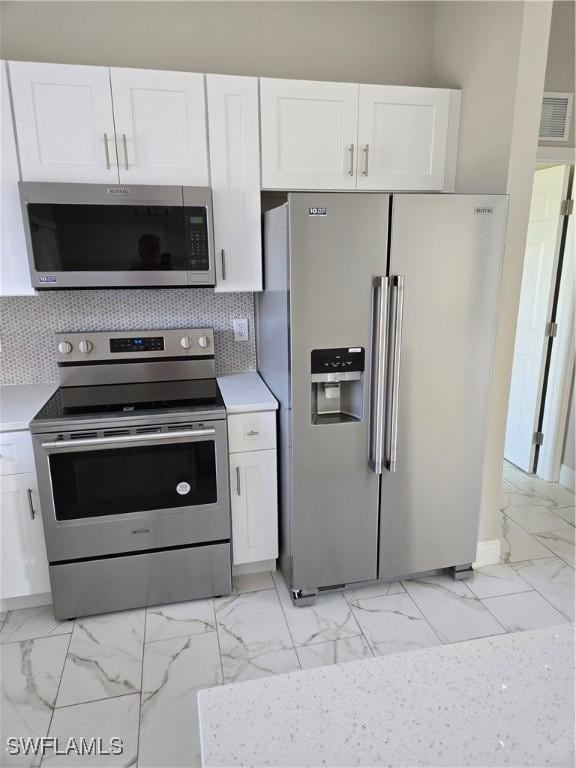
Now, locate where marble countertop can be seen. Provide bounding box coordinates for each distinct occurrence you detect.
[0,384,57,432]
[217,372,278,414]
[198,624,574,767]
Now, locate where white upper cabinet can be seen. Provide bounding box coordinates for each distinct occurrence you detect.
[9,61,117,183]
[356,85,458,191]
[260,78,461,191]
[207,74,262,292]
[1,61,33,296]
[110,68,209,186]
[260,78,359,190]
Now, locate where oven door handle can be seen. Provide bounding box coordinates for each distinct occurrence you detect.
[41,428,216,449]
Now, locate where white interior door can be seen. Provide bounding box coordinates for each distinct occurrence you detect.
[9,61,118,183]
[505,164,570,471]
[260,78,359,190]
[356,85,452,190]
[110,68,209,185]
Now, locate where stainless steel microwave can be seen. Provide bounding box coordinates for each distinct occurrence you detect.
[19,183,215,289]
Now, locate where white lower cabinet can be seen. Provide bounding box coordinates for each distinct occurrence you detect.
[229,449,278,566]
[1,472,51,600]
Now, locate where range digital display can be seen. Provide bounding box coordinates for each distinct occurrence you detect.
[110,337,164,353]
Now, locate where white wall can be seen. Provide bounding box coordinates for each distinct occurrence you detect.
[562,376,575,470]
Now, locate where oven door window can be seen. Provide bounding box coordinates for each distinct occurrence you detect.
[49,441,217,520]
[27,204,189,272]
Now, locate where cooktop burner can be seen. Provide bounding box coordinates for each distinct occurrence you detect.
[34,379,225,424]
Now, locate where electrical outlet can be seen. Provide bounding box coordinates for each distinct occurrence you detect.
[233,318,249,342]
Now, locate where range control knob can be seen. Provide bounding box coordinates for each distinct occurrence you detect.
[198,335,210,349]
[180,336,191,350]
[58,341,73,355]
[78,340,93,354]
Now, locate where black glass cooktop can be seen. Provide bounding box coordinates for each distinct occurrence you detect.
[33,379,224,424]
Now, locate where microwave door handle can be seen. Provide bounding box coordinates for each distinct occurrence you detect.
[41,428,216,449]
[369,276,389,474]
[122,134,129,170]
[386,275,405,473]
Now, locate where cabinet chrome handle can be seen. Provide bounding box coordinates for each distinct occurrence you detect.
[221,249,226,280]
[236,466,241,496]
[42,429,215,449]
[348,144,354,176]
[362,144,370,176]
[27,488,36,520]
[386,275,405,473]
[369,276,389,474]
[103,133,111,170]
[122,134,129,170]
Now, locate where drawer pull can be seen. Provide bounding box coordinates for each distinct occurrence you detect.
[246,430,259,437]
[236,466,241,496]
[27,488,36,520]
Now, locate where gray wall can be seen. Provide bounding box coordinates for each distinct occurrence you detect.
[541,0,575,148]
[0,1,435,85]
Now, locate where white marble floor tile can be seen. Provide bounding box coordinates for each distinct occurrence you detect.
[1,636,69,767]
[296,635,373,670]
[343,581,405,606]
[501,478,521,493]
[145,599,215,644]
[534,528,575,567]
[0,606,73,645]
[57,611,144,708]
[512,557,575,620]
[555,505,575,526]
[498,513,554,564]
[275,574,362,647]
[499,489,533,512]
[232,572,275,593]
[402,575,506,643]
[214,590,296,684]
[466,563,532,600]
[43,694,139,767]
[350,593,441,657]
[504,501,572,534]
[482,591,568,632]
[139,633,222,768]
[0,611,8,631]
[512,477,575,508]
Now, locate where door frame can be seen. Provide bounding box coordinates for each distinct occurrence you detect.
[534,153,575,481]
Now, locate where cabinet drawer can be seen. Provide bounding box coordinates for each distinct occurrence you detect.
[0,430,35,475]
[228,412,276,453]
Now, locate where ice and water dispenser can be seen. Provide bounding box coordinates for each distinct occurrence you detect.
[310,347,365,425]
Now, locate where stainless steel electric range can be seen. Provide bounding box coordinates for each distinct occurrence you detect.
[30,328,231,621]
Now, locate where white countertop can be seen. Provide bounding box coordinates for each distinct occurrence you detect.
[198,624,574,767]
[217,372,278,414]
[0,384,57,432]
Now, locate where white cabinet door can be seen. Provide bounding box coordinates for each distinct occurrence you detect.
[207,75,262,292]
[230,450,278,565]
[110,68,209,185]
[1,61,33,296]
[0,473,50,600]
[9,61,118,183]
[260,78,359,190]
[356,85,456,191]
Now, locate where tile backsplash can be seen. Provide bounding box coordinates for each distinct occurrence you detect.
[0,289,256,385]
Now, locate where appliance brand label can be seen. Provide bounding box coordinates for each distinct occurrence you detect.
[475,207,493,215]
[176,481,191,496]
[131,528,150,535]
[308,207,327,216]
[107,187,131,195]
[39,275,57,283]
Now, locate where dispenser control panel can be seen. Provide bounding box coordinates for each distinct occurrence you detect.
[311,347,365,373]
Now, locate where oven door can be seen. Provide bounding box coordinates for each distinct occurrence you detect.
[33,420,230,562]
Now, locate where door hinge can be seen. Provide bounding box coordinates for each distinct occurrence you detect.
[545,321,558,338]
[533,431,544,446]
[560,199,574,216]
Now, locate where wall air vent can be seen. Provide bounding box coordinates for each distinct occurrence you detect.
[539,92,573,142]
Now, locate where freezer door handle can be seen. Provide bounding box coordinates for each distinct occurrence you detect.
[369,276,389,474]
[386,275,405,472]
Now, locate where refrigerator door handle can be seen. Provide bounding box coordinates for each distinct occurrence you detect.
[386,275,405,472]
[369,276,389,474]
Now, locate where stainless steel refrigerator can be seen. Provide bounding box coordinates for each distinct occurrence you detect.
[257,193,508,605]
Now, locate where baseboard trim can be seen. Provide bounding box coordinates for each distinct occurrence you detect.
[473,539,501,568]
[233,559,277,576]
[559,464,575,492]
[0,591,52,613]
